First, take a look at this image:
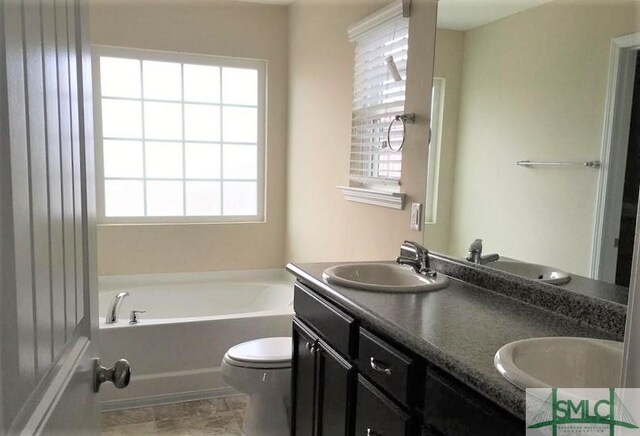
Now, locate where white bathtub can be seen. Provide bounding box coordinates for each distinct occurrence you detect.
[98,269,294,411]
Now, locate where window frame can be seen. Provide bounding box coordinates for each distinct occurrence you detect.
[339,1,409,210]
[425,77,445,224]
[348,2,408,191]
[92,45,267,225]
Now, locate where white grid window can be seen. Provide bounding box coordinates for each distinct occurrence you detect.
[93,46,266,224]
[348,5,409,190]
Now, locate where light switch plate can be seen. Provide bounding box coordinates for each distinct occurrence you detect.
[411,203,423,231]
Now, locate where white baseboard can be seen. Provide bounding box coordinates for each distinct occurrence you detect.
[101,386,241,412]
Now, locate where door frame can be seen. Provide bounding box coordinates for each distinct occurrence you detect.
[592,33,640,282]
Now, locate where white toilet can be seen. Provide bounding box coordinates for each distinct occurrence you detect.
[221,337,292,436]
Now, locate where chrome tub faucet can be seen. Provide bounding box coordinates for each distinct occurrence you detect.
[106,291,130,324]
[466,239,499,265]
[396,240,435,276]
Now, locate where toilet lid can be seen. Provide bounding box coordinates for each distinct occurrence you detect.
[226,337,292,364]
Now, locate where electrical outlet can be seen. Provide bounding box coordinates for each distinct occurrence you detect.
[411,203,423,231]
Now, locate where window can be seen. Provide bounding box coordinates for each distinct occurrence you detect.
[340,2,409,209]
[93,46,266,223]
[425,78,445,224]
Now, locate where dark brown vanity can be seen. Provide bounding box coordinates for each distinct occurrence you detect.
[290,279,524,436]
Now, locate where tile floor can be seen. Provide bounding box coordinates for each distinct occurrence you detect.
[101,395,248,436]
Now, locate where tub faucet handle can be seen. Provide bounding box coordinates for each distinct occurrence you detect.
[129,310,146,324]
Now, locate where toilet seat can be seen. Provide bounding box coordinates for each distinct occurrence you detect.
[224,337,292,369]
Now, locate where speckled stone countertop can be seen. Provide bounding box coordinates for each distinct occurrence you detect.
[429,253,627,338]
[555,273,628,305]
[286,261,621,421]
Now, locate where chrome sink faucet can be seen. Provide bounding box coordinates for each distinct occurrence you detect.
[466,239,499,265]
[106,291,129,324]
[396,241,435,276]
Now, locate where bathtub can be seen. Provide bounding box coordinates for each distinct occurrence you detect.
[98,269,294,411]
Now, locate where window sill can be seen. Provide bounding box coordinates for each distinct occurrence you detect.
[337,186,405,210]
[97,216,266,226]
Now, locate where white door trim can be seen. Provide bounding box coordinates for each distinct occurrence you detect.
[592,33,640,282]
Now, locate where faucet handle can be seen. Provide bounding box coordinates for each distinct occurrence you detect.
[402,240,429,253]
[129,310,146,324]
[400,240,429,259]
[468,239,483,253]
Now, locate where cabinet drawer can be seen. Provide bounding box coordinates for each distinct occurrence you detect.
[359,328,415,407]
[294,282,357,357]
[354,376,414,436]
[423,366,524,435]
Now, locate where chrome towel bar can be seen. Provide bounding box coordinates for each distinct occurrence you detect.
[516,160,601,169]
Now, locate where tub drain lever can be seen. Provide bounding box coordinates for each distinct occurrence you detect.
[129,310,146,324]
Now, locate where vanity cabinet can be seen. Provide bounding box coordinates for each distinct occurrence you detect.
[291,280,525,436]
[422,366,523,435]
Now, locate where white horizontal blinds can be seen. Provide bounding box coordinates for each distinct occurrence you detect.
[350,14,409,187]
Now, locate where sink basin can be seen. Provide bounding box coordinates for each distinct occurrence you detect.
[494,337,623,389]
[487,260,571,285]
[322,263,449,293]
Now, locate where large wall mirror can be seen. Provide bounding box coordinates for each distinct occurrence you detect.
[424,0,640,302]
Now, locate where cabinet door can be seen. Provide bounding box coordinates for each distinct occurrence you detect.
[316,340,355,436]
[292,318,320,436]
[423,366,523,435]
[354,376,414,436]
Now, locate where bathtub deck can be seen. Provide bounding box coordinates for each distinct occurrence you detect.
[101,395,248,436]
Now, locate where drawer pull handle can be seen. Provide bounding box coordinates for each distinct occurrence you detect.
[367,429,382,436]
[370,357,392,376]
[305,341,318,354]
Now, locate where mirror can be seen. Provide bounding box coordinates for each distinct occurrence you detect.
[424,0,640,302]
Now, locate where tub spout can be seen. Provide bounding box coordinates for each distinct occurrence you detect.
[106,291,130,324]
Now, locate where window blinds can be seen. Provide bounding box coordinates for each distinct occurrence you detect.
[349,12,409,188]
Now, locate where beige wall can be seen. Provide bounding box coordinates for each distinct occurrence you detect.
[423,29,465,252]
[92,0,437,274]
[90,0,289,275]
[285,0,436,263]
[444,0,640,275]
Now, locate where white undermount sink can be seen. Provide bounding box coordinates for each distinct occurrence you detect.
[487,260,571,285]
[322,263,449,293]
[494,337,623,389]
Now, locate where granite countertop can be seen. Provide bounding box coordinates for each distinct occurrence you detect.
[555,272,629,305]
[286,261,620,420]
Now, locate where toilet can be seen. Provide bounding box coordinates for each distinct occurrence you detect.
[221,337,292,436]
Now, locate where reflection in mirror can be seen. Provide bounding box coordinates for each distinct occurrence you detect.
[424,0,640,302]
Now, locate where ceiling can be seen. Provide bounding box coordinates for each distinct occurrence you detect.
[437,0,555,31]
[225,0,556,30]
